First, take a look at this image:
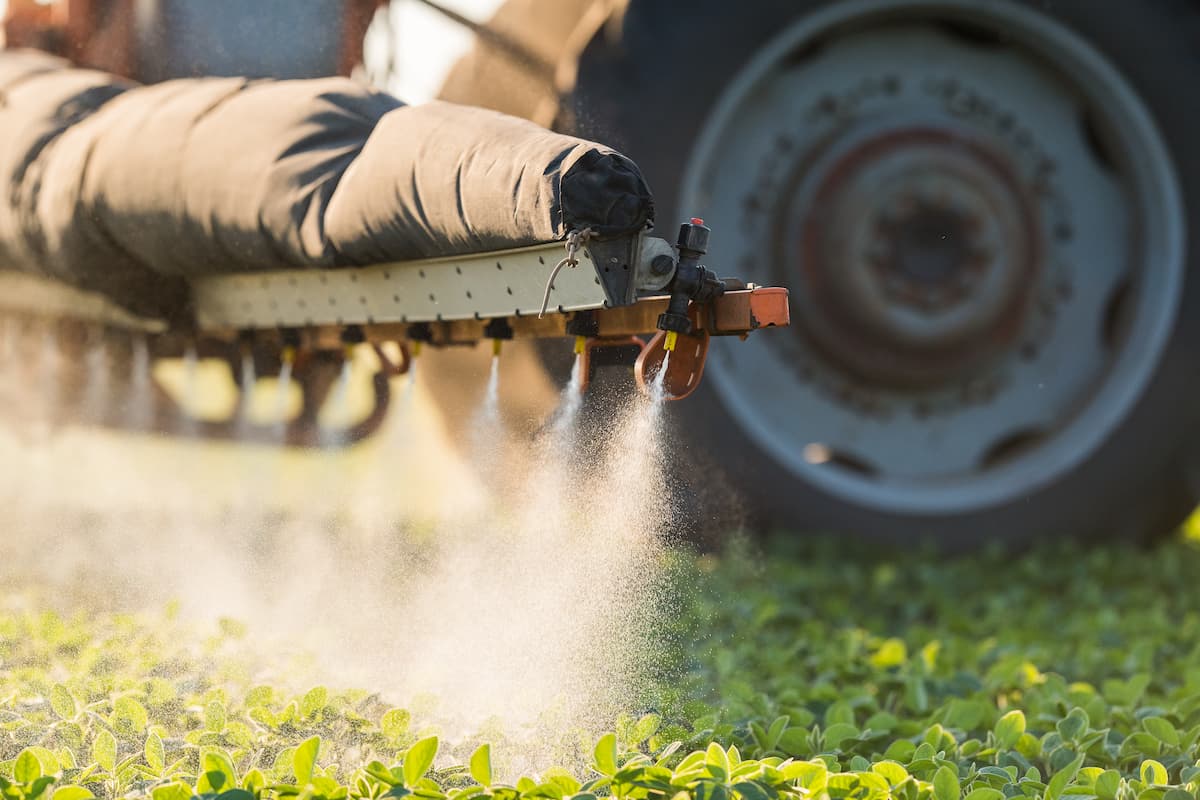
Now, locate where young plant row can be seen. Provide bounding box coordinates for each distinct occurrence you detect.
[8,534,1200,800]
[4,725,1200,800]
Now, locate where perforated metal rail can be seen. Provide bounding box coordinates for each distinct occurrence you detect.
[192,241,613,332]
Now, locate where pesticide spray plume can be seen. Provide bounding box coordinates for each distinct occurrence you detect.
[0,334,685,775]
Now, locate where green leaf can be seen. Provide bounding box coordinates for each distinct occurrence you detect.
[777,728,811,758]
[823,722,859,750]
[203,749,238,791]
[206,700,227,733]
[15,750,42,784]
[1094,771,1120,800]
[144,733,164,775]
[706,742,730,777]
[113,697,149,735]
[151,783,192,800]
[25,749,59,778]
[872,761,909,787]
[943,700,986,732]
[27,775,55,800]
[783,760,827,793]
[1056,709,1090,743]
[1142,718,1179,748]
[51,787,94,800]
[695,782,731,800]
[48,686,75,721]
[301,687,328,719]
[934,765,960,800]
[92,730,117,773]
[469,744,491,788]
[964,790,1004,800]
[243,769,266,794]
[593,734,617,777]
[198,771,229,795]
[631,714,661,745]
[825,701,855,726]
[1139,761,1168,787]
[732,782,771,800]
[403,737,438,787]
[293,736,321,786]
[215,790,255,800]
[1046,754,1085,800]
[656,741,683,766]
[366,762,399,787]
[996,711,1027,749]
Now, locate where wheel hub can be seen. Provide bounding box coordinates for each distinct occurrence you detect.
[791,125,1041,385]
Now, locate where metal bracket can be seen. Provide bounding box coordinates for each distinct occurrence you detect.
[584,234,644,307]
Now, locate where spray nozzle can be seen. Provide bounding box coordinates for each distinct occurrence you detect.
[278,328,302,366]
[407,322,433,357]
[483,318,514,359]
[341,329,364,360]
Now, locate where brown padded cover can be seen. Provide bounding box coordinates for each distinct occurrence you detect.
[0,50,653,318]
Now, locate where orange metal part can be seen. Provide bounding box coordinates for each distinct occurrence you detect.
[634,327,710,401]
[711,286,791,335]
[372,341,413,377]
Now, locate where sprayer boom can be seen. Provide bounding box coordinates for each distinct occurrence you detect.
[0,224,789,445]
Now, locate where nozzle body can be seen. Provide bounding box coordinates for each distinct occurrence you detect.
[657,219,726,335]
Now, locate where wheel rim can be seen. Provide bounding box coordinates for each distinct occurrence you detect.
[679,0,1185,516]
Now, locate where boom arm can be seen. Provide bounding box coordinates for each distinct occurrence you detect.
[190,225,790,401]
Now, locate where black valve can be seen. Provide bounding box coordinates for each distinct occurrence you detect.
[483,317,514,340]
[407,322,433,343]
[566,310,600,338]
[279,327,302,350]
[657,218,726,336]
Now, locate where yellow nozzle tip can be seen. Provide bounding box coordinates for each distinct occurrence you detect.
[492,339,503,357]
[343,343,355,359]
[412,341,422,357]
[281,346,296,364]
[664,330,678,352]
[574,336,586,355]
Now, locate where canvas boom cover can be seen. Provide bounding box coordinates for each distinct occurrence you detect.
[0,50,654,318]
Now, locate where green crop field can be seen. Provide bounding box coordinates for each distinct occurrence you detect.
[5,526,1200,800]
